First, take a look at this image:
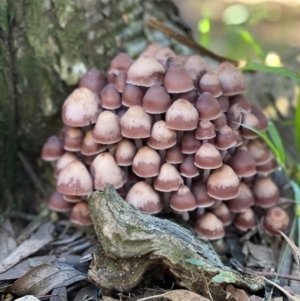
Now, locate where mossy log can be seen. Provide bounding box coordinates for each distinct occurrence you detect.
[0,0,192,211]
[88,185,264,301]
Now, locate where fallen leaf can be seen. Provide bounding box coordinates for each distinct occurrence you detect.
[279,231,300,268]
[73,284,98,301]
[50,287,67,301]
[0,222,54,273]
[242,242,274,268]
[10,262,86,296]
[0,219,18,262]
[137,289,210,301]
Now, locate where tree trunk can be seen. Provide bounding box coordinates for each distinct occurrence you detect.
[0,0,193,211]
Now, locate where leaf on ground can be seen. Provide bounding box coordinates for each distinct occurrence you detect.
[138,289,210,301]
[263,277,300,301]
[0,219,18,262]
[279,231,300,268]
[73,284,98,301]
[50,286,67,301]
[10,262,86,296]
[0,221,54,273]
[226,284,249,301]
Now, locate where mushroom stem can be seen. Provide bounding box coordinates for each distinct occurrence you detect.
[163,192,170,209]
[159,149,166,163]
[134,139,143,150]
[202,169,210,182]
[202,138,208,145]
[145,177,153,185]
[182,211,189,221]
[177,131,184,143]
[220,150,227,159]
[122,166,131,191]
[185,177,192,188]
[197,207,205,217]
[154,114,161,122]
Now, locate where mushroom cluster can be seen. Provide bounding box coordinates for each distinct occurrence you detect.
[42,44,290,237]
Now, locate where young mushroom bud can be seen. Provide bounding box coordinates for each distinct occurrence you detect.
[70,201,93,226]
[79,68,105,96]
[48,191,74,212]
[100,84,122,110]
[41,136,64,161]
[108,53,134,75]
[234,208,256,232]
[253,177,279,208]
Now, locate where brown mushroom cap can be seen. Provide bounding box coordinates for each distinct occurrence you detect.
[177,89,198,105]
[81,130,107,156]
[227,147,256,178]
[212,112,228,131]
[126,181,163,214]
[195,120,216,140]
[227,182,254,212]
[226,103,243,130]
[41,135,64,161]
[147,120,177,150]
[184,55,209,77]
[215,125,237,150]
[120,105,152,138]
[253,177,279,208]
[54,152,78,178]
[122,84,144,107]
[191,181,215,208]
[143,85,171,114]
[194,143,222,169]
[180,155,199,178]
[100,84,122,109]
[62,88,101,127]
[165,145,186,164]
[48,191,74,212]
[57,161,93,196]
[169,185,197,212]
[256,157,278,175]
[215,62,246,96]
[181,131,201,154]
[262,206,290,236]
[154,47,176,66]
[211,202,232,226]
[251,105,268,131]
[63,127,83,152]
[114,71,127,93]
[195,92,222,120]
[247,140,272,166]
[132,146,161,178]
[198,71,222,97]
[165,99,198,131]
[234,208,256,231]
[229,94,251,113]
[163,65,194,93]
[207,165,240,200]
[139,43,162,58]
[217,96,230,112]
[115,138,137,166]
[240,113,261,139]
[70,201,93,226]
[126,56,165,87]
[79,68,105,96]
[108,53,134,75]
[154,163,183,192]
[92,111,122,144]
[194,212,225,240]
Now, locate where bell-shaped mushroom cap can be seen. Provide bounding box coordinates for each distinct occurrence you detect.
[55,152,78,178]
[41,135,64,161]
[226,103,243,129]
[154,46,176,66]
[215,125,237,150]
[92,111,122,144]
[215,62,246,96]
[166,145,186,164]
[143,85,171,114]
[115,138,137,166]
[120,106,152,139]
[207,164,240,200]
[100,84,122,109]
[154,163,183,192]
[147,120,177,150]
[194,212,225,240]
[180,155,199,178]
[194,143,222,169]
[191,181,214,208]
[181,131,201,154]
[262,206,290,236]
[227,182,254,212]
[227,147,256,177]
[247,140,272,166]
[126,181,163,214]
[57,161,93,195]
[251,105,268,131]
[163,65,194,93]
[92,152,127,190]
[195,92,222,120]
[81,130,107,156]
[234,208,256,231]
[211,202,232,226]
[62,88,101,127]
[122,84,144,107]
[177,89,198,105]
[256,158,278,175]
[114,71,127,93]
[253,176,279,208]
[233,129,244,147]
[198,71,222,97]
[170,185,197,212]
[240,113,261,139]
[132,146,161,178]
[184,55,209,77]
[63,127,83,152]
[48,191,74,212]
[165,99,198,131]
[70,201,93,226]
[126,56,165,87]
[217,96,230,112]
[79,68,105,96]
[108,53,134,75]
[229,94,251,113]
[139,43,162,58]
[212,112,227,131]
[195,120,216,140]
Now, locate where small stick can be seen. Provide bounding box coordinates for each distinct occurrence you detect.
[244,268,300,282]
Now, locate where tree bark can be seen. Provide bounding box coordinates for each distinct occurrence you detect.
[0,0,192,211]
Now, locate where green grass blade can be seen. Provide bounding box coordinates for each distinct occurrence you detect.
[295,87,300,153]
[240,63,300,85]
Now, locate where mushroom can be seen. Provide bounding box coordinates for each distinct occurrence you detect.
[54,152,78,178]
[247,140,272,166]
[63,127,83,152]
[198,71,222,97]
[253,176,279,208]
[79,68,105,96]
[217,96,230,113]
[212,112,228,131]
[165,145,186,165]
[41,135,64,161]
[229,94,251,113]
[100,84,122,110]
[215,125,237,156]
[180,155,199,188]
[234,208,256,232]
[114,71,127,93]
[184,55,209,78]
[122,84,144,107]
[211,202,232,226]
[81,130,107,156]
[48,191,74,212]
[195,120,216,144]
[70,201,93,226]
[195,92,222,121]
[251,105,269,131]
[227,182,254,212]
[108,53,134,75]
[181,131,201,155]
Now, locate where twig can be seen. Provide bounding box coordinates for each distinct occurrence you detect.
[147,18,238,66]
[244,268,300,282]
[17,151,48,199]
